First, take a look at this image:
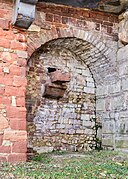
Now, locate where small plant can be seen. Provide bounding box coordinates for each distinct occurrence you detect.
[32,153,52,164]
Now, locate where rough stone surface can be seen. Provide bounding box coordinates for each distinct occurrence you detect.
[118,11,128,43]
[26,45,96,153]
[0,0,128,162]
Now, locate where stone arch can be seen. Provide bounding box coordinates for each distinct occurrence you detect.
[27,27,113,60]
[26,27,118,154]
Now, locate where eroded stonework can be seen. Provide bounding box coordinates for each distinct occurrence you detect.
[26,41,96,154]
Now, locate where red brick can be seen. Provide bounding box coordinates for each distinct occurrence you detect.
[46,13,54,22]
[8,154,26,163]
[4,130,27,141]
[54,15,62,23]
[13,76,27,87]
[0,146,11,153]
[21,67,26,77]
[17,97,25,107]
[10,41,27,51]
[6,106,26,118]
[0,86,5,95]
[0,156,7,162]
[0,9,9,18]
[0,38,10,48]
[16,34,27,43]
[0,76,13,86]
[0,19,10,30]
[50,70,71,83]
[5,86,25,96]
[17,58,27,67]
[10,119,26,130]
[10,65,21,76]
[12,140,27,153]
[82,10,90,18]
[62,16,69,24]
[1,52,12,63]
[2,96,11,105]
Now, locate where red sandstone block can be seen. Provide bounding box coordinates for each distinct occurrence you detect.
[16,34,27,43]
[0,146,11,153]
[6,106,26,118]
[17,97,25,107]
[0,86,5,95]
[0,38,10,48]
[21,67,26,77]
[13,76,27,87]
[50,70,71,83]
[4,130,27,141]
[10,41,27,51]
[5,86,25,96]
[17,58,27,67]
[46,13,54,22]
[10,65,21,76]
[62,16,69,24]
[0,156,7,162]
[0,19,10,30]
[0,9,9,18]
[0,76,13,86]
[82,10,90,18]
[54,15,62,23]
[8,153,26,163]
[12,140,27,153]
[10,120,26,130]
[0,29,6,36]
[2,96,11,105]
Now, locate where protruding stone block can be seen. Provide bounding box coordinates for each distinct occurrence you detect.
[43,84,67,99]
[50,70,71,83]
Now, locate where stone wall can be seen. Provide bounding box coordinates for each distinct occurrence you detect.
[26,2,120,153]
[0,0,128,162]
[0,1,27,162]
[26,41,96,154]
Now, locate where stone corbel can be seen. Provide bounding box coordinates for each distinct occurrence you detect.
[118,10,128,43]
[13,0,38,29]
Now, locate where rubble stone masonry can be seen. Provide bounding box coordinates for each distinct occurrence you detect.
[0,0,128,162]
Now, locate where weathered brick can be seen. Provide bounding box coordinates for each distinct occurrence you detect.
[13,76,27,87]
[5,86,25,96]
[0,38,10,48]
[17,97,25,107]
[10,41,27,51]
[0,156,7,162]
[4,130,27,141]
[8,154,26,163]
[12,140,27,153]
[10,119,26,130]
[0,146,11,153]
[0,19,10,30]
[6,106,26,118]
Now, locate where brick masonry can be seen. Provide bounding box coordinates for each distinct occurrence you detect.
[0,1,27,162]
[0,0,128,162]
